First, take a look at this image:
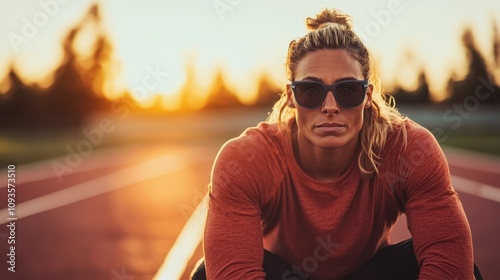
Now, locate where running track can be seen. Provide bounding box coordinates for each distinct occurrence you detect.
[0,143,499,280]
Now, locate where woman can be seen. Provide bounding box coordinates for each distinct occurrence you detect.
[192,9,482,280]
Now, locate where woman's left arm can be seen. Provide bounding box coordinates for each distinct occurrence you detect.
[399,126,474,280]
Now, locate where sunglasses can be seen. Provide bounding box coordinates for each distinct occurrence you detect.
[290,80,369,109]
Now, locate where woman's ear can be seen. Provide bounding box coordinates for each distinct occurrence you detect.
[286,84,296,108]
[364,84,373,109]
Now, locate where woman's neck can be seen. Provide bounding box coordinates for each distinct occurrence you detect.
[292,126,359,182]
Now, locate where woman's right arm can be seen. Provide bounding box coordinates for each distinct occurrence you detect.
[203,139,267,279]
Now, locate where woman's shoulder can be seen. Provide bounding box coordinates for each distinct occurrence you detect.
[386,118,437,148]
[381,118,445,173]
[211,122,288,202]
[380,118,443,171]
[222,122,286,151]
[216,121,289,167]
[403,119,442,151]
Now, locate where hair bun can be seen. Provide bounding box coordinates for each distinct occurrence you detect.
[306,9,352,31]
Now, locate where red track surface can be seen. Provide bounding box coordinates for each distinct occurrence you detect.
[0,144,498,280]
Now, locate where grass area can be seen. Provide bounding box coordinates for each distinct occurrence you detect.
[442,134,500,156]
[0,132,231,168]
[0,109,267,168]
[1,107,499,168]
[0,130,106,167]
[2,130,499,169]
[0,128,237,168]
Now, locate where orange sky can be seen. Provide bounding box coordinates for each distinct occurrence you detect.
[1,0,499,108]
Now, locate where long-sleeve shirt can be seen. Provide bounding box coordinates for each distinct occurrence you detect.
[204,119,473,280]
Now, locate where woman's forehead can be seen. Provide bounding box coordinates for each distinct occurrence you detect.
[295,49,364,81]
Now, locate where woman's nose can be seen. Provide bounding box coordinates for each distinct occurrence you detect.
[321,91,339,114]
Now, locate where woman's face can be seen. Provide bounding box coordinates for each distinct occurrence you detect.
[287,49,372,150]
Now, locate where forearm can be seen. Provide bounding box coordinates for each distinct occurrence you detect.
[204,203,266,279]
[407,195,473,279]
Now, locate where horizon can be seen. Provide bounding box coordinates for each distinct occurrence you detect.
[1,0,500,110]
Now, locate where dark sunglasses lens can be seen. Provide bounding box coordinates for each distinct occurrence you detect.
[295,83,325,108]
[335,82,365,107]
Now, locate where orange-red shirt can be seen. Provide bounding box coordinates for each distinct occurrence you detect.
[204,119,473,280]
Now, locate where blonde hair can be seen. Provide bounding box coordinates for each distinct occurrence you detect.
[267,8,407,177]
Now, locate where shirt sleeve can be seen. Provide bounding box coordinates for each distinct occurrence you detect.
[203,138,267,279]
[397,124,474,279]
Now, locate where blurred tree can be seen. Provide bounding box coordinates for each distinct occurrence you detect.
[0,67,46,128]
[492,19,500,85]
[46,3,111,127]
[390,69,431,104]
[253,73,281,108]
[446,27,500,104]
[178,57,197,110]
[203,69,244,109]
[386,47,433,104]
[0,3,114,129]
[493,20,500,69]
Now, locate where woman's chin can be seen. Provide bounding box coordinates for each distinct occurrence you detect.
[312,137,348,150]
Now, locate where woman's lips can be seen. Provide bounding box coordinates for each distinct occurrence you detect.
[315,123,345,133]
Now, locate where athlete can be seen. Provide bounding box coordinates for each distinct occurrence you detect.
[192,8,482,280]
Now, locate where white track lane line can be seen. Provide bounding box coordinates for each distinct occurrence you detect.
[452,175,500,203]
[153,193,208,280]
[0,143,166,186]
[151,174,500,280]
[444,146,500,175]
[0,145,214,225]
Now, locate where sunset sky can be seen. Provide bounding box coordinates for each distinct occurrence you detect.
[0,0,499,107]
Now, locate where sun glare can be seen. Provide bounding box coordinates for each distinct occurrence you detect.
[1,0,499,111]
[153,193,208,280]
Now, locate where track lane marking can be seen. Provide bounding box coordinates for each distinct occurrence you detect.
[0,145,214,225]
[0,143,175,186]
[152,175,500,280]
[153,193,208,280]
[444,146,500,175]
[452,175,500,203]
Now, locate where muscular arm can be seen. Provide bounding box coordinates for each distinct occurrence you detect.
[203,140,267,279]
[398,125,474,279]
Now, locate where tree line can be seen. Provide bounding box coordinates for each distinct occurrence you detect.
[0,4,499,129]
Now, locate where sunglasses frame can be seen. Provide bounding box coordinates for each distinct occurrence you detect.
[290,79,370,109]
